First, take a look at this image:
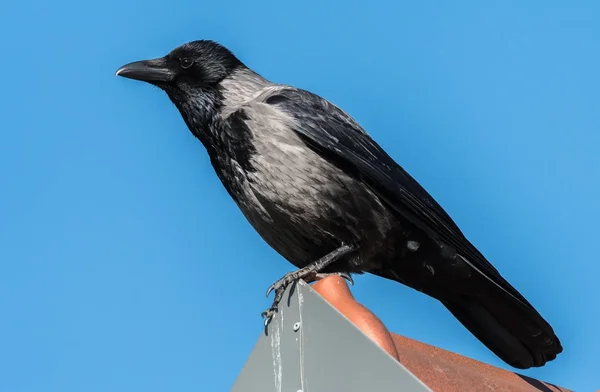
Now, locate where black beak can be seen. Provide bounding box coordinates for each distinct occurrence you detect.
[115,58,175,83]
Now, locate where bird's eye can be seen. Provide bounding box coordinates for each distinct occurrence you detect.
[180,57,193,69]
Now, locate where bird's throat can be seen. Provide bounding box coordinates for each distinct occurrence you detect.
[168,88,222,147]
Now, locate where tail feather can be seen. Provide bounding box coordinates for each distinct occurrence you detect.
[373,258,562,369]
[371,235,563,369]
[442,291,562,369]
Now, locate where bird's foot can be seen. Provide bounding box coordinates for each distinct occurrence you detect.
[260,271,354,324]
[261,267,317,325]
[261,244,355,326]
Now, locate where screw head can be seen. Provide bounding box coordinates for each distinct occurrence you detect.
[293,322,301,332]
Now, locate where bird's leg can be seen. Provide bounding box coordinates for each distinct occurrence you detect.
[262,244,354,324]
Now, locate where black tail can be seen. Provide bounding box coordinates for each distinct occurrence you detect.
[373,249,563,369]
[441,287,562,369]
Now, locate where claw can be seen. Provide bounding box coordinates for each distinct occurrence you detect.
[266,285,274,298]
[342,272,355,286]
[262,305,280,326]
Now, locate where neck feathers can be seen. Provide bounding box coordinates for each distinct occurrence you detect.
[168,67,271,154]
[219,68,271,117]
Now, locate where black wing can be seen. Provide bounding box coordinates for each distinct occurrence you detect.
[260,87,562,368]
[262,87,530,306]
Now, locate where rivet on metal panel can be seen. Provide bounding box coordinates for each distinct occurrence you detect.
[293,322,301,332]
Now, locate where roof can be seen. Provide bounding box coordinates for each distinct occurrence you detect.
[390,333,570,392]
[311,276,571,392]
[233,277,573,392]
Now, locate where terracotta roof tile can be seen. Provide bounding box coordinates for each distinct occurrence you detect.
[311,276,571,392]
[390,333,570,392]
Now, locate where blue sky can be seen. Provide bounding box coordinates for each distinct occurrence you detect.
[1,1,598,391]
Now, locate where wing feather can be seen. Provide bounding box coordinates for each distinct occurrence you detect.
[260,86,533,308]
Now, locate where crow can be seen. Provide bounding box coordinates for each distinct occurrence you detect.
[116,39,562,369]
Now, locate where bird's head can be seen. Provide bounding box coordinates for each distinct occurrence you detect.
[116,39,244,98]
[116,40,245,138]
